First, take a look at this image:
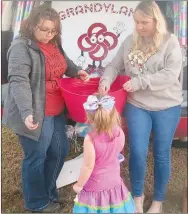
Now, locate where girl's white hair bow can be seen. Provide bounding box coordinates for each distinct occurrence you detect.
[83,95,115,111]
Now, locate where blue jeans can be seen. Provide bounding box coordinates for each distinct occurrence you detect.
[19,114,69,211]
[124,103,181,201]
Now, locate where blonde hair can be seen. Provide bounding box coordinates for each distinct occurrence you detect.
[87,107,121,138]
[132,1,167,57]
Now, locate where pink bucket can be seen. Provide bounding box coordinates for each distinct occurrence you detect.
[59,76,130,123]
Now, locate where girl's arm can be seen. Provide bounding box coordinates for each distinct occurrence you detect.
[73,135,95,193]
[119,128,125,152]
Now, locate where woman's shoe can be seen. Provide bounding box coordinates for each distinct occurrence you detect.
[134,195,145,213]
[146,201,163,213]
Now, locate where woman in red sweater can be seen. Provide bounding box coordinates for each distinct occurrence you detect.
[3,4,89,213]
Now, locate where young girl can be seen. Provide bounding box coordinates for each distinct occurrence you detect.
[72,95,136,213]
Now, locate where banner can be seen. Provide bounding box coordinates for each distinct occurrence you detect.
[52,1,139,76]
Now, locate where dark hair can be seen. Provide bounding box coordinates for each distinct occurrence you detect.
[19,4,62,46]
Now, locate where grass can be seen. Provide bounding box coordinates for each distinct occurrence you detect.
[2,125,187,213]
[2,126,24,213]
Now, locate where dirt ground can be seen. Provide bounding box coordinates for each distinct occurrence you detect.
[2,126,187,213]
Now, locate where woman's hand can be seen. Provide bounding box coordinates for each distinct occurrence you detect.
[73,183,83,194]
[25,115,39,130]
[123,80,135,92]
[98,85,110,96]
[77,70,90,82]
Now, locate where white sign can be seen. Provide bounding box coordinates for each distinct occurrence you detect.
[52,1,139,76]
[56,154,83,188]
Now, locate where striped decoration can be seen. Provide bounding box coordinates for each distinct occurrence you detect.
[173,1,187,47]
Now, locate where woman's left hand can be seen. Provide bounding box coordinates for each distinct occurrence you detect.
[73,183,83,194]
[78,70,90,82]
[123,80,135,92]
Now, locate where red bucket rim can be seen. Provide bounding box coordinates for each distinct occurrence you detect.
[59,75,130,96]
[60,86,124,97]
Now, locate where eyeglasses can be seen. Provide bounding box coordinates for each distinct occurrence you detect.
[37,25,59,36]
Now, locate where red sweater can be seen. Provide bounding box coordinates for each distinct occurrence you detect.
[38,42,67,116]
